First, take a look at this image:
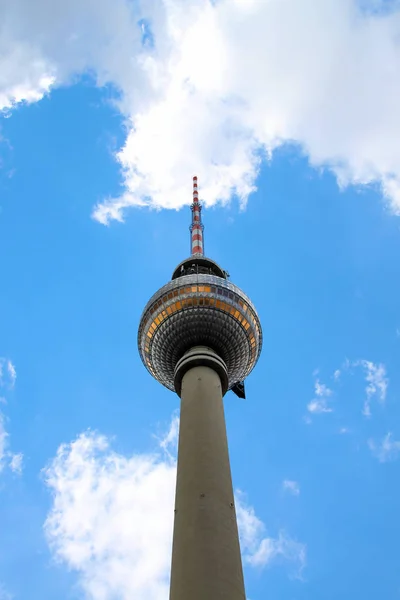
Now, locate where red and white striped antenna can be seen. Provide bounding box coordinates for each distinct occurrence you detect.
[190,176,204,256]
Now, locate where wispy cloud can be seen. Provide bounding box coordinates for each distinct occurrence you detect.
[0,414,8,472]
[307,399,333,414]
[315,381,333,398]
[339,427,350,435]
[236,491,306,578]
[0,358,22,475]
[6,361,16,389]
[0,414,24,475]
[308,359,388,420]
[354,360,388,417]
[307,378,333,415]
[156,412,179,460]
[282,480,300,496]
[3,1,400,219]
[0,358,16,390]
[368,433,400,463]
[9,453,23,474]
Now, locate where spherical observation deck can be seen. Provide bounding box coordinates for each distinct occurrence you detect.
[138,257,262,394]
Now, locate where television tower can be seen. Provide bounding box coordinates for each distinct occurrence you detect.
[138,177,262,599]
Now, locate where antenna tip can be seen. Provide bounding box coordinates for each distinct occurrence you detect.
[193,175,197,181]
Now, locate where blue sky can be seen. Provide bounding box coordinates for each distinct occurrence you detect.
[1,1,400,599]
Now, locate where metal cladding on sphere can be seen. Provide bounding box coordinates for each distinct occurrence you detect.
[138,270,262,394]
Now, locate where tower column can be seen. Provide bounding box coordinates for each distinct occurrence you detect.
[169,347,246,600]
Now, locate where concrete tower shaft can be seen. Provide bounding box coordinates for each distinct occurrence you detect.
[137,272,262,393]
[169,347,246,600]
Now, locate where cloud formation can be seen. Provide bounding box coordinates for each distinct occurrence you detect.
[307,359,388,419]
[8,452,23,474]
[368,433,400,462]
[0,358,22,474]
[43,417,305,599]
[2,0,400,221]
[283,479,300,496]
[236,491,306,577]
[0,414,23,474]
[0,359,16,390]
[44,428,176,600]
[0,414,8,472]
[307,378,333,414]
[355,360,388,418]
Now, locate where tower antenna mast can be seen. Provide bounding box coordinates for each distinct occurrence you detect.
[190,175,204,256]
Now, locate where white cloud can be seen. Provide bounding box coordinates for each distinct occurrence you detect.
[43,428,176,600]
[6,361,16,389]
[315,380,333,398]
[282,480,300,496]
[43,417,303,598]
[236,491,306,577]
[0,358,16,390]
[354,360,388,417]
[0,413,23,475]
[368,432,400,462]
[2,1,400,220]
[9,452,23,475]
[0,0,139,111]
[0,358,22,475]
[307,378,333,414]
[156,412,179,460]
[311,359,388,418]
[362,361,387,402]
[0,413,8,472]
[307,399,333,414]
[0,414,22,475]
